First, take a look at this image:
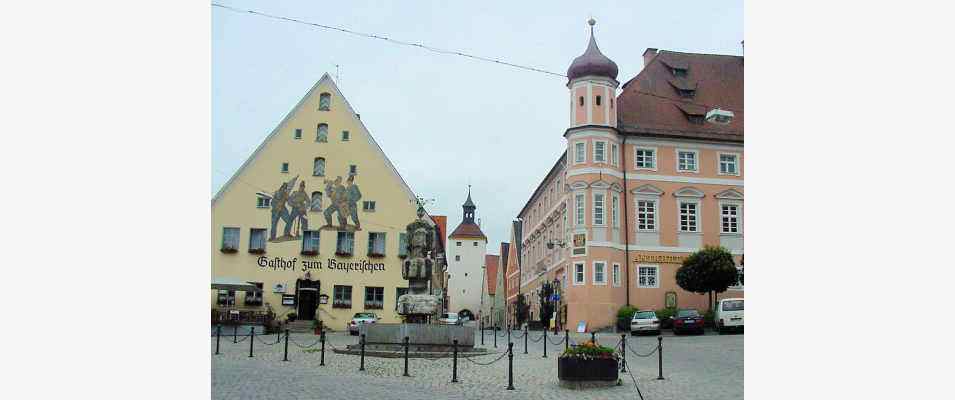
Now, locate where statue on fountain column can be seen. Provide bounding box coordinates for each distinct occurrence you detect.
[397,203,441,323]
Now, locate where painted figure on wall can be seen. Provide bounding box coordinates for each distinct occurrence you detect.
[345,175,362,230]
[269,176,296,241]
[321,172,362,232]
[288,181,310,236]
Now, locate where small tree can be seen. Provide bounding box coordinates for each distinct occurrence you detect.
[538,282,555,331]
[676,246,739,311]
[515,295,530,327]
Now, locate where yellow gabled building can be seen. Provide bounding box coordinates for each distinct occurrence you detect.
[212,73,425,330]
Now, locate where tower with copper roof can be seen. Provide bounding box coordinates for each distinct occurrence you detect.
[567,18,619,128]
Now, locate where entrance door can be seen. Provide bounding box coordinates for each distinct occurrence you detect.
[298,289,317,320]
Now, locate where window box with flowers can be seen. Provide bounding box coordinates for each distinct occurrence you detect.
[248,248,266,255]
[220,246,238,254]
[557,340,619,383]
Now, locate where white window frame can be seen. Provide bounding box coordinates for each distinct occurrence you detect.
[612,263,621,287]
[575,193,585,225]
[611,194,620,228]
[678,200,702,233]
[592,261,607,285]
[592,192,605,226]
[574,142,586,164]
[676,149,700,173]
[717,152,741,176]
[637,264,660,288]
[634,146,657,171]
[573,262,586,285]
[720,201,742,234]
[610,143,619,166]
[593,140,607,163]
[636,199,658,232]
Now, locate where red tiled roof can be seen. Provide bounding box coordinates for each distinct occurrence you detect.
[430,215,447,249]
[485,255,499,295]
[617,50,743,142]
[449,222,486,240]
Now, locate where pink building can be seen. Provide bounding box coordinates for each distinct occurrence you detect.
[513,20,744,332]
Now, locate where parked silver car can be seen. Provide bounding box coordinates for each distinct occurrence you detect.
[630,310,661,336]
[347,312,380,335]
[438,312,462,325]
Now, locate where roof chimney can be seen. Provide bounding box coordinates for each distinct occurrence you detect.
[643,48,658,68]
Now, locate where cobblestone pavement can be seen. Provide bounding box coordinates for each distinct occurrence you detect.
[211,328,742,400]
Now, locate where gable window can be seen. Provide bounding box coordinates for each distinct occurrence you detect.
[319,92,331,111]
[671,67,688,77]
[575,194,585,225]
[301,230,320,255]
[316,123,328,142]
[249,228,267,254]
[593,193,605,226]
[367,232,386,257]
[612,194,619,228]
[336,231,355,256]
[221,227,240,253]
[342,130,350,141]
[595,95,602,106]
[677,150,698,172]
[333,285,352,308]
[612,263,621,287]
[398,233,409,258]
[679,202,699,232]
[244,282,263,306]
[719,153,739,175]
[294,128,302,139]
[256,196,271,208]
[593,261,607,285]
[395,287,409,310]
[637,200,657,231]
[573,262,585,285]
[635,147,656,169]
[310,191,323,212]
[610,143,618,166]
[313,157,325,176]
[637,265,659,288]
[677,88,696,98]
[721,204,741,234]
[594,141,606,163]
[362,201,376,212]
[364,287,384,309]
[574,142,586,163]
[349,165,357,175]
[281,162,289,173]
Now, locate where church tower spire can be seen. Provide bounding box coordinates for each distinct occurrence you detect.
[462,184,476,224]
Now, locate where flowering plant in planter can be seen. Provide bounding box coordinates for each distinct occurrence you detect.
[559,340,617,360]
[335,250,352,257]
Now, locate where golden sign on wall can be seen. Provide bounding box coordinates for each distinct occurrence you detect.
[633,254,687,264]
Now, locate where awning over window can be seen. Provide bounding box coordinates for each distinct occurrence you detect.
[212,277,259,292]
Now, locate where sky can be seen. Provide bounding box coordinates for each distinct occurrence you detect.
[212,0,743,254]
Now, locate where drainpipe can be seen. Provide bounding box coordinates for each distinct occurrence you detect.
[622,135,631,306]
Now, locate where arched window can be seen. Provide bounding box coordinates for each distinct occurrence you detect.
[316,124,328,142]
[319,93,331,111]
[579,96,584,107]
[313,157,325,176]
[596,95,602,106]
[310,191,323,212]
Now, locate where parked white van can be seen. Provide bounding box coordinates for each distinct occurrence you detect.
[715,298,744,334]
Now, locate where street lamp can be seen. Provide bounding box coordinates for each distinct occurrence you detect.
[546,239,565,250]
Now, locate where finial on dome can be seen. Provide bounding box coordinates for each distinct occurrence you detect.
[588,17,596,27]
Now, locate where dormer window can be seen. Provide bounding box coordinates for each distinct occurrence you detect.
[677,88,696,98]
[672,67,688,77]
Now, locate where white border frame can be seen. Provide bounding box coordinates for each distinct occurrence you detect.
[634,146,658,171]
[610,142,619,166]
[573,262,586,286]
[675,148,700,173]
[635,198,659,232]
[717,152,742,176]
[573,141,587,164]
[719,200,743,235]
[592,191,607,227]
[636,264,660,288]
[592,260,608,285]
[612,263,621,287]
[677,199,702,233]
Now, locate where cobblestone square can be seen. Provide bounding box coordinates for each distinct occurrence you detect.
[212,328,742,400]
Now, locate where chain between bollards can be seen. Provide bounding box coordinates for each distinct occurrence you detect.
[215,325,221,355]
[283,329,289,361]
[657,336,664,380]
[249,327,255,357]
[403,336,410,377]
[359,334,366,371]
[319,330,326,366]
[523,327,528,354]
[620,334,627,373]
[451,339,459,383]
[507,342,515,390]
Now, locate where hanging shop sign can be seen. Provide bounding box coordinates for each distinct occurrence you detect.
[319,294,329,305]
[256,256,386,273]
[281,294,296,306]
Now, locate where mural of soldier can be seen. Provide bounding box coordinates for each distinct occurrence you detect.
[269,176,297,241]
[323,176,348,229]
[345,175,362,230]
[288,181,310,236]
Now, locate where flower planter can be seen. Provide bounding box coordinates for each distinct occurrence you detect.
[558,357,619,382]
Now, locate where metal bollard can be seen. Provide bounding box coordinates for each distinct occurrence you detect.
[233,325,238,343]
[452,339,459,383]
[657,336,664,380]
[507,342,515,390]
[542,331,547,358]
[481,322,485,346]
[564,329,569,350]
[524,327,528,354]
[494,326,498,348]
[508,326,512,346]
[319,330,326,366]
[403,336,410,377]
[215,325,221,355]
[283,329,289,362]
[249,327,255,357]
[359,334,366,371]
[620,334,627,372]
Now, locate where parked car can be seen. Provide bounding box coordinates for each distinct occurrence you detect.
[714,298,744,334]
[630,310,661,336]
[438,312,462,325]
[347,312,380,335]
[672,309,705,335]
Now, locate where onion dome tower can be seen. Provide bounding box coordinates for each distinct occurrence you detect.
[567,18,619,128]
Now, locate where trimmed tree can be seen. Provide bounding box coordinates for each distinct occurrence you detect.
[515,295,530,327]
[538,281,555,331]
[675,246,739,311]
